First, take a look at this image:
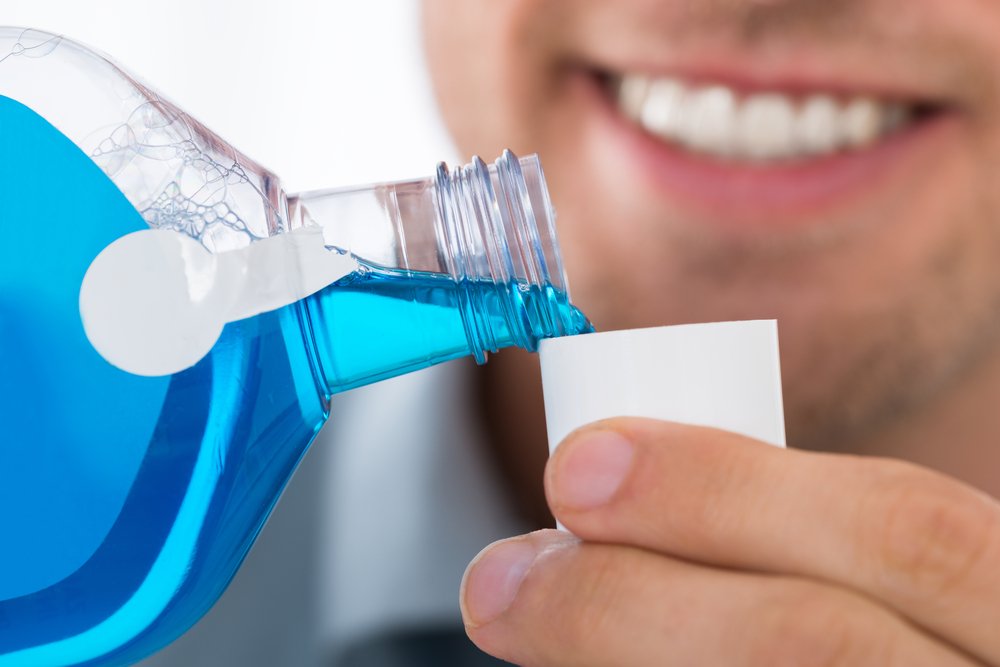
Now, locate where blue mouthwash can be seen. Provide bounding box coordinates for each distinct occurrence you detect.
[0,28,591,667]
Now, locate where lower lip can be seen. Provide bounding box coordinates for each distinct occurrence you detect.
[579,73,961,232]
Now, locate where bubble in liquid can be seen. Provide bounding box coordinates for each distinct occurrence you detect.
[1,28,284,253]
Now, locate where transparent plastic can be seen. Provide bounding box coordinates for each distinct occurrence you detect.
[0,28,590,667]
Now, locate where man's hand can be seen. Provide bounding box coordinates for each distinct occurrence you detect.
[460,418,1000,666]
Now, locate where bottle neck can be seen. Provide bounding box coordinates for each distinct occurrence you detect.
[288,151,591,396]
[433,150,588,362]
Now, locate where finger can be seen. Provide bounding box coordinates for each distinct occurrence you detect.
[545,418,1000,664]
[461,530,977,667]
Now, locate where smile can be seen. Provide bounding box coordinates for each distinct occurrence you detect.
[574,64,961,229]
[613,74,926,164]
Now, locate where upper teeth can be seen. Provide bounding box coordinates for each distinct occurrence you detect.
[617,75,912,162]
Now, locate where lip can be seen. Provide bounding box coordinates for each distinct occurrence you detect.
[574,67,963,232]
[574,41,960,105]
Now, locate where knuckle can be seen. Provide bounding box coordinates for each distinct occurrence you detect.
[555,547,633,645]
[870,465,999,597]
[751,586,889,667]
[509,542,668,667]
[538,544,672,662]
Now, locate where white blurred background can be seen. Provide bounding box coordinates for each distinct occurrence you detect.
[5,0,456,189]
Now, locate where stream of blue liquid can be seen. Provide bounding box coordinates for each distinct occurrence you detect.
[0,95,590,666]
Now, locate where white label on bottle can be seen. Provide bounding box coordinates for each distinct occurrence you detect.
[79,225,358,377]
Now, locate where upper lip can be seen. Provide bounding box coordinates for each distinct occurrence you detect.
[573,50,956,110]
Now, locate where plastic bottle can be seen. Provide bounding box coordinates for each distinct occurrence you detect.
[0,28,591,666]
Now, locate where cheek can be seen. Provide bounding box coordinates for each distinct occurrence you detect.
[423,0,572,161]
[774,138,1000,430]
[833,124,1000,324]
[423,1,516,155]
[524,82,671,326]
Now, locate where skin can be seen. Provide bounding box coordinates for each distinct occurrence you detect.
[422,0,1000,663]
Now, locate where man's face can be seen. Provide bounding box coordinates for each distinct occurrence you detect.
[423,1,1000,449]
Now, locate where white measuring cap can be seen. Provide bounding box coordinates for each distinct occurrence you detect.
[539,320,786,452]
